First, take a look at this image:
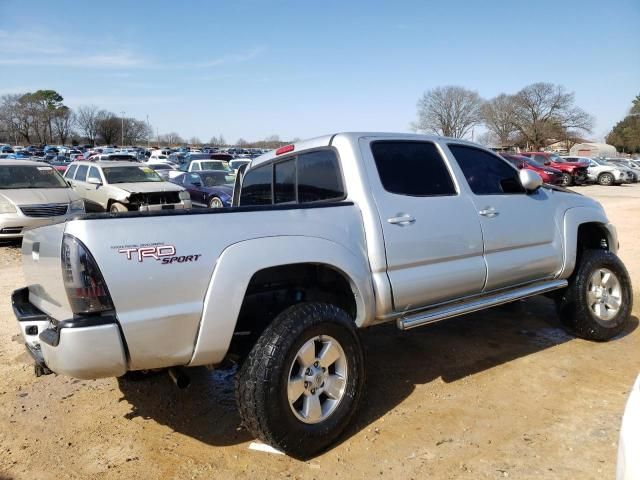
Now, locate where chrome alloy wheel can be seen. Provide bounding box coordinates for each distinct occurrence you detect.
[587,268,622,321]
[287,335,348,424]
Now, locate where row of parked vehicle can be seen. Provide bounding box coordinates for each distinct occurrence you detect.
[501,152,640,186]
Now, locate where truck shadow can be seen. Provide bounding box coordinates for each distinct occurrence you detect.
[116,296,638,452]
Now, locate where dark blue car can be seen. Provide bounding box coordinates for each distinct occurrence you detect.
[171,170,235,208]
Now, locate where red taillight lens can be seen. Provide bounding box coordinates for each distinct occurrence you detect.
[275,144,295,155]
[61,234,114,314]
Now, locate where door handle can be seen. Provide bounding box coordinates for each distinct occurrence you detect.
[388,215,416,226]
[478,207,499,218]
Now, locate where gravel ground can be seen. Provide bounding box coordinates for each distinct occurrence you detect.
[0,185,638,479]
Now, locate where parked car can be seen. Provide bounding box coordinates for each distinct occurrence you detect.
[171,171,234,208]
[501,154,563,185]
[618,374,640,480]
[146,161,180,180]
[0,160,84,239]
[13,133,632,457]
[562,156,632,185]
[605,159,640,183]
[520,152,589,186]
[181,159,234,174]
[63,161,191,213]
[229,159,251,173]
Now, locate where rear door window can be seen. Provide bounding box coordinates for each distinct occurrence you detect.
[371,141,456,196]
[297,150,344,202]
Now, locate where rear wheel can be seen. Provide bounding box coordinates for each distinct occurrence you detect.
[560,172,572,187]
[110,202,128,213]
[598,173,614,186]
[208,196,223,209]
[236,302,364,458]
[556,249,632,341]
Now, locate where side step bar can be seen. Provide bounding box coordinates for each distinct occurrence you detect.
[397,279,568,331]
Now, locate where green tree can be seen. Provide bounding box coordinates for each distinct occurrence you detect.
[631,93,640,115]
[606,116,640,153]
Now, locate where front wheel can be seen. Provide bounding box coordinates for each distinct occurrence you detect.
[557,249,632,341]
[110,202,128,213]
[560,172,572,187]
[598,173,614,186]
[236,302,364,458]
[208,196,223,208]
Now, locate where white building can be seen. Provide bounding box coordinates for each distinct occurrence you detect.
[569,142,617,158]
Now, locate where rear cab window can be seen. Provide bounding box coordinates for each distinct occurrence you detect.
[239,149,345,206]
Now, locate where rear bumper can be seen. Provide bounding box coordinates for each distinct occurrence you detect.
[12,288,127,379]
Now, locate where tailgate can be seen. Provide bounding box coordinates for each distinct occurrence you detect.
[21,221,72,321]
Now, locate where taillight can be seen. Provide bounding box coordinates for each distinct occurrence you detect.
[61,234,114,314]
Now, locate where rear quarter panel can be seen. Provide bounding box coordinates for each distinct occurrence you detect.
[65,204,370,370]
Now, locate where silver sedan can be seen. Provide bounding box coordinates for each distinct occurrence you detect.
[0,160,84,239]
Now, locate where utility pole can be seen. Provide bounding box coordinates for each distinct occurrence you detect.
[146,115,150,148]
[120,111,125,146]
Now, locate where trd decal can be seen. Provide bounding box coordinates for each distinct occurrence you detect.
[118,245,176,262]
[115,244,202,264]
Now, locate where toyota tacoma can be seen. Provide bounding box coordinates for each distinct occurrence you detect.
[12,133,633,457]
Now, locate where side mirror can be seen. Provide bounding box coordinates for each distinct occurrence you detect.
[192,182,202,187]
[87,177,102,185]
[544,161,551,166]
[519,169,543,192]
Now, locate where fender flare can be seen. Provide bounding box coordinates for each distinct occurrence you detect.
[558,206,618,279]
[188,235,375,366]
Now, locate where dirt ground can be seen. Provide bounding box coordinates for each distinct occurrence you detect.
[0,185,638,480]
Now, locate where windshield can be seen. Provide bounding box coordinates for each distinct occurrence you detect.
[199,161,231,172]
[149,164,172,170]
[0,165,68,189]
[102,166,163,184]
[199,172,235,186]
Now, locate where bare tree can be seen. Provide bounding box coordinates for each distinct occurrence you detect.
[96,113,121,145]
[482,94,519,146]
[236,138,248,147]
[512,82,593,150]
[188,136,201,145]
[75,105,104,146]
[414,86,484,138]
[123,118,151,145]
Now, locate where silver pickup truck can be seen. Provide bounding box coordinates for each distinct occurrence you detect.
[12,132,633,457]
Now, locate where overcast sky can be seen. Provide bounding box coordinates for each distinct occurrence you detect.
[1,0,638,143]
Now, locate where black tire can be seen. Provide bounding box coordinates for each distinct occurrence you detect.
[598,173,614,186]
[557,249,632,341]
[110,202,128,213]
[560,172,572,187]
[236,302,364,459]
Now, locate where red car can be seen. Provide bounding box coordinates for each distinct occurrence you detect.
[501,154,564,185]
[519,152,589,186]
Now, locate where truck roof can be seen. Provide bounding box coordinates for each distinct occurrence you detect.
[249,132,477,168]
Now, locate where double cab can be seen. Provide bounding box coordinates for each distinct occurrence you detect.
[13,133,632,458]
